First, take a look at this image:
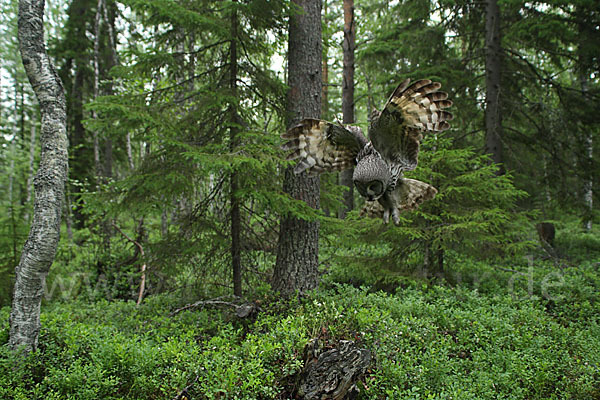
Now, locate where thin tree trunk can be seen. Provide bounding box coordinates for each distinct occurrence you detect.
[10,0,68,352]
[65,192,73,241]
[362,66,374,120]
[339,0,355,218]
[69,65,87,229]
[230,1,242,297]
[101,0,117,181]
[112,220,147,305]
[582,132,593,231]
[104,139,113,179]
[8,132,17,267]
[20,82,26,141]
[126,130,134,170]
[577,12,593,231]
[93,0,116,250]
[321,0,329,120]
[9,84,18,210]
[101,0,119,65]
[484,0,504,174]
[92,0,102,177]
[161,209,168,237]
[273,0,322,296]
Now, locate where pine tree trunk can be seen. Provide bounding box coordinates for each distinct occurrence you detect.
[230,1,242,297]
[321,0,329,120]
[274,0,322,296]
[10,0,68,352]
[484,0,504,174]
[339,0,355,218]
[321,0,330,217]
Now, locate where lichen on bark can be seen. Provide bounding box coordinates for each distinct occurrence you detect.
[9,0,68,352]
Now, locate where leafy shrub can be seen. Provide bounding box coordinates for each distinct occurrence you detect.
[1,280,599,399]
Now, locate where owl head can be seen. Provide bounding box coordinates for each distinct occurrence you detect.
[353,153,390,201]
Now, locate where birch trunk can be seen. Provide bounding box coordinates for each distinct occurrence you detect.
[273,0,322,296]
[10,0,68,352]
[24,123,37,222]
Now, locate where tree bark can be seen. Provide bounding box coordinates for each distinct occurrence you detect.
[298,339,371,400]
[273,0,322,296]
[10,0,68,352]
[68,64,88,229]
[580,74,593,231]
[339,0,356,218]
[24,122,37,222]
[25,123,36,205]
[230,1,242,297]
[577,10,593,231]
[8,131,17,267]
[321,0,329,120]
[92,0,102,177]
[484,0,504,174]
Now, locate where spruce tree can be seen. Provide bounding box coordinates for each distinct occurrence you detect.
[86,0,290,298]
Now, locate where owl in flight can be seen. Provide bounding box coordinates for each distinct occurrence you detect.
[281,79,453,225]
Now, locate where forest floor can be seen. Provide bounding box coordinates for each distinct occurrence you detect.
[2,255,600,399]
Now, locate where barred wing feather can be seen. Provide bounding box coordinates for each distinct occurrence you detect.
[370,79,453,171]
[281,118,367,176]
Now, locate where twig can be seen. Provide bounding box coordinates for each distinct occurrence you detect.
[112,221,147,305]
[171,375,200,400]
[492,265,520,274]
[169,296,241,316]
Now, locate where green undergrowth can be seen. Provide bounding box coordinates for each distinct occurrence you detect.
[1,278,599,399]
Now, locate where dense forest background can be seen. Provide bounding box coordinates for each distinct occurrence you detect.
[1,0,600,398]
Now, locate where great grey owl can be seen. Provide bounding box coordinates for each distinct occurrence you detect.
[281,78,453,225]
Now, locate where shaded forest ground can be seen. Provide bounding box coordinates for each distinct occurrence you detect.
[2,222,600,400]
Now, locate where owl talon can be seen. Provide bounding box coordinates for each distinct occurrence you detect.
[391,208,400,225]
[382,207,400,225]
[383,209,390,224]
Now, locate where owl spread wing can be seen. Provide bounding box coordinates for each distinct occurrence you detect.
[360,178,438,222]
[370,79,453,171]
[281,118,368,176]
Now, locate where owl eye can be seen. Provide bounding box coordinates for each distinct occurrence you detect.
[368,181,383,195]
